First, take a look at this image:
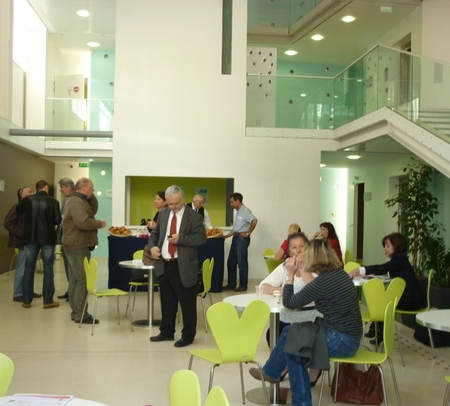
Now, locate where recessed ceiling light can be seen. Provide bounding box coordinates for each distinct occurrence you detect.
[311,34,324,41]
[87,42,100,48]
[380,6,392,13]
[342,15,355,23]
[347,155,361,160]
[300,93,306,97]
[77,10,90,17]
[320,164,326,168]
[285,50,298,56]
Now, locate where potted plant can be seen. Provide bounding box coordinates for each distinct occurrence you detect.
[384,158,442,277]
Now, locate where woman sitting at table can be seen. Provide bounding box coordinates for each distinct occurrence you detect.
[146,191,167,231]
[260,231,321,386]
[250,239,362,406]
[312,222,343,266]
[273,223,302,261]
[348,232,426,342]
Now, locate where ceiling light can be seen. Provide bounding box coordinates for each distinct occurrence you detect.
[87,42,100,48]
[347,155,361,160]
[342,16,355,23]
[320,164,326,168]
[380,6,392,13]
[300,93,306,97]
[76,10,90,17]
[311,34,324,41]
[285,50,298,56]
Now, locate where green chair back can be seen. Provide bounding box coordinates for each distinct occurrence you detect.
[199,258,212,295]
[396,269,433,314]
[84,257,98,294]
[204,386,230,406]
[363,277,405,321]
[0,353,14,396]
[264,257,283,274]
[207,300,270,363]
[343,261,360,273]
[133,250,144,260]
[170,370,201,406]
[263,248,274,257]
[382,300,397,358]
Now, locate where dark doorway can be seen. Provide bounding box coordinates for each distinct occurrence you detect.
[356,183,365,263]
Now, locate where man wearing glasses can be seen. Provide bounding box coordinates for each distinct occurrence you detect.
[149,185,206,347]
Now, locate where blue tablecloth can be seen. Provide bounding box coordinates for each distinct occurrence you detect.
[108,236,224,292]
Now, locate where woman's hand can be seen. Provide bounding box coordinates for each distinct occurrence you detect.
[347,268,360,279]
[285,256,298,278]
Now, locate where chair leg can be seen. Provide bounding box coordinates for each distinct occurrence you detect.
[388,357,402,406]
[239,362,245,404]
[252,361,270,406]
[208,292,213,306]
[333,363,340,403]
[92,298,99,335]
[208,365,218,393]
[317,370,328,406]
[201,297,207,333]
[132,286,138,311]
[79,297,89,329]
[116,296,121,325]
[129,293,134,332]
[125,285,133,317]
[443,381,450,406]
[427,327,436,358]
[394,322,406,366]
[188,354,194,370]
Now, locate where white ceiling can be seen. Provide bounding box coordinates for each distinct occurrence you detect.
[26,0,420,168]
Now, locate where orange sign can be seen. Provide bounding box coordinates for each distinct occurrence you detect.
[73,86,80,93]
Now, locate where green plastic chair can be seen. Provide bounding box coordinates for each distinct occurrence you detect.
[343,261,361,273]
[198,258,214,333]
[263,248,283,274]
[188,300,271,406]
[318,301,402,406]
[362,277,406,365]
[443,375,450,406]
[204,386,230,406]
[170,370,201,406]
[80,257,131,335]
[0,353,14,396]
[126,249,148,316]
[396,269,434,358]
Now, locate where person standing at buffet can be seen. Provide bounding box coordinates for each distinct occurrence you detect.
[62,178,106,324]
[149,185,206,347]
[147,191,167,231]
[223,192,258,292]
[188,194,213,229]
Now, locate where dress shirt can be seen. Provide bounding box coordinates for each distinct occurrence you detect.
[161,205,185,260]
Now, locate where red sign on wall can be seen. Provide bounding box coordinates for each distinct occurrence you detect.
[73,86,80,93]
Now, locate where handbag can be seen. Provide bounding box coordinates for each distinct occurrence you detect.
[142,244,154,266]
[330,363,383,405]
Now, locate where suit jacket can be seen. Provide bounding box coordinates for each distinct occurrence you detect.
[148,207,206,288]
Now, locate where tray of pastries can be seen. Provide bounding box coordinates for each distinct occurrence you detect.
[108,226,132,237]
[206,227,223,239]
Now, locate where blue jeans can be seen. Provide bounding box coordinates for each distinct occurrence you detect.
[23,244,55,305]
[263,325,360,406]
[13,249,26,298]
[226,234,250,289]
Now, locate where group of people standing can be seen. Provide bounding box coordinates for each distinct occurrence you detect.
[4,177,105,324]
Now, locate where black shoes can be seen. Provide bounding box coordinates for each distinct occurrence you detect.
[222,285,235,291]
[249,367,280,384]
[310,370,322,387]
[174,337,194,347]
[364,323,376,338]
[150,334,174,342]
[76,316,99,324]
[234,286,247,292]
[57,291,69,299]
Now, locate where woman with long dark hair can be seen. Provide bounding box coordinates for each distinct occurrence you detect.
[313,221,343,265]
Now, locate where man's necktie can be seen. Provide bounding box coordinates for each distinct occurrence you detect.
[168,214,177,259]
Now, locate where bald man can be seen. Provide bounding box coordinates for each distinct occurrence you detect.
[188,194,212,229]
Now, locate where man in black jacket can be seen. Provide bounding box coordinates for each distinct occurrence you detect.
[17,180,62,309]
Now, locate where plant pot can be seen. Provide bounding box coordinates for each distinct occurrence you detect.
[430,286,450,309]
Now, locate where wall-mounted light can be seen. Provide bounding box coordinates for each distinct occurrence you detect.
[97,191,102,196]
[87,42,100,48]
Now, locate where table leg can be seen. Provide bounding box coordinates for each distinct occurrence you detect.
[246,312,290,405]
[133,267,161,327]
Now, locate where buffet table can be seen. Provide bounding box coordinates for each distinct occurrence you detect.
[108,236,224,292]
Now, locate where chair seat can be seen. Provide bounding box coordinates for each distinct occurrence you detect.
[189,349,223,364]
[396,307,427,315]
[331,349,386,365]
[94,289,129,297]
[129,281,148,286]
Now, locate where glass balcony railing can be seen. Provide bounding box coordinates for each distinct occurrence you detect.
[247,45,450,143]
[45,98,114,137]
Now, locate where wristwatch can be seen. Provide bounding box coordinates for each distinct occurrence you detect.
[285,276,294,282]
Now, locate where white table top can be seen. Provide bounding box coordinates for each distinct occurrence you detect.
[0,396,109,405]
[416,309,450,332]
[352,276,392,286]
[118,260,154,270]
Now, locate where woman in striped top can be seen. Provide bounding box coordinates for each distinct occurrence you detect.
[250,239,362,406]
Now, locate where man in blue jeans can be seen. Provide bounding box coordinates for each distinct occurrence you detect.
[17,180,62,309]
[223,193,258,292]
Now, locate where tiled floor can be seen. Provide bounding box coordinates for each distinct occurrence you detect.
[1,258,449,405]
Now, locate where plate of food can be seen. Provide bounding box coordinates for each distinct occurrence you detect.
[206,227,223,239]
[108,226,133,237]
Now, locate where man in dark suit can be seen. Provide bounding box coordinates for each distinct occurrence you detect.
[148,185,206,347]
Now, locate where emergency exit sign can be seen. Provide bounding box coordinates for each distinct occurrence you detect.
[79,163,90,168]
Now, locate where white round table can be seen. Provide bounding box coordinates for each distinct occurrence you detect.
[118,260,159,327]
[416,309,450,332]
[0,396,109,405]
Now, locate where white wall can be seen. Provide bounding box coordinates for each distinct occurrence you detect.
[112,0,337,280]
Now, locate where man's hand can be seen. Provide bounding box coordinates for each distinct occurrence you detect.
[347,268,360,279]
[167,234,179,244]
[100,220,106,228]
[150,247,161,259]
[239,231,250,237]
